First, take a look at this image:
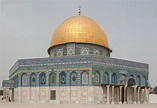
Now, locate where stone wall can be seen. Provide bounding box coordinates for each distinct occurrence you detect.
[14,86,105,104]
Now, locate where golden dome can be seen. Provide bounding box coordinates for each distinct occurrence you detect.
[48,15,110,53]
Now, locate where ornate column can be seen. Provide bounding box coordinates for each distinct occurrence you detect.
[106,85,110,104]
[133,86,137,104]
[144,87,147,104]
[147,88,150,103]
[119,86,122,104]
[144,87,149,104]
[140,88,143,103]
[137,87,141,104]
[111,85,115,104]
[123,85,127,104]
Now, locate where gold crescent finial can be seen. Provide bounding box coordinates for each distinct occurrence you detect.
[78,5,81,15]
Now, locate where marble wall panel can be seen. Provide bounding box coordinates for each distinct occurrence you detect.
[94,86,103,103]
[70,87,77,102]
[59,87,66,101]
[39,87,46,101]
[21,87,28,102]
[31,87,37,102]
[81,86,88,103]
[127,87,133,104]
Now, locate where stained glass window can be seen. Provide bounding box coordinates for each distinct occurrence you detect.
[94,71,100,85]
[40,73,46,85]
[103,72,108,83]
[142,76,146,86]
[30,73,37,86]
[81,48,89,55]
[50,72,56,85]
[82,71,88,85]
[70,72,77,85]
[111,73,117,83]
[119,74,126,84]
[67,44,75,56]
[22,73,27,86]
[60,72,66,84]
[136,75,140,86]
[57,49,63,57]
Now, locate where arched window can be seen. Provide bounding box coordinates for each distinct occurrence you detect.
[119,74,126,85]
[81,71,88,85]
[142,76,146,86]
[60,71,66,85]
[94,71,100,85]
[49,72,56,85]
[21,73,28,86]
[111,73,117,83]
[104,72,109,83]
[39,72,46,86]
[136,75,140,86]
[120,74,126,80]
[30,73,37,86]
[70,71,77,85]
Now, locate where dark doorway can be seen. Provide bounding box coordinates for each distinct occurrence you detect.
[50,90,56,100]
[127,78,135,86]
[121,87,124,103]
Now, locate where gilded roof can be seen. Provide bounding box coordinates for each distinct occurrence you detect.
[48,15,110,52]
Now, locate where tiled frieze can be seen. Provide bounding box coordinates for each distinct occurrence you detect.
[11,56,148,75]
[16,65,148,88]
[49,43,110,57]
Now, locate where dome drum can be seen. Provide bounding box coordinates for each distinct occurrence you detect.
[49,43,110,57]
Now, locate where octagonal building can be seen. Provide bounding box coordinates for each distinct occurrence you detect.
[8,12,149,104]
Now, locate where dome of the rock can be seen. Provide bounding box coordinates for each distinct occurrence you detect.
[48,15,110,53]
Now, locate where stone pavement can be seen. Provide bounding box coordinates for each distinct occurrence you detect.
[0,100,157,108]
